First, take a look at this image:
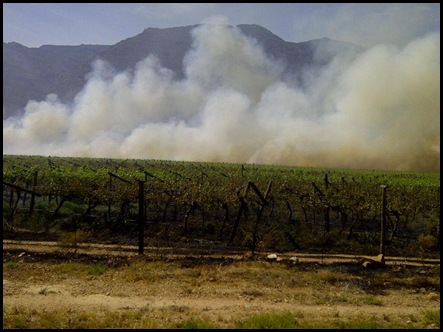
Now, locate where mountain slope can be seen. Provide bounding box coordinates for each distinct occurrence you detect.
[3,42,110,118]
[3,24,363,119]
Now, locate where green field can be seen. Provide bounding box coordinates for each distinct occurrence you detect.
[3,154,440,257]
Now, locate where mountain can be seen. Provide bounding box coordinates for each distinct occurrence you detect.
[3,24,364,119]
[3,42,110,119]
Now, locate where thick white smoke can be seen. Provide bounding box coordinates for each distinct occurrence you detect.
[3,25,440,172]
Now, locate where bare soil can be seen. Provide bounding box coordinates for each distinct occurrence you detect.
[3,239,440,328]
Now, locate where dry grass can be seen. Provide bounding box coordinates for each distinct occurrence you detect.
[3,250,440,329]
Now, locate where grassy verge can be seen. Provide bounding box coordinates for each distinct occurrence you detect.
[3,254,440,329]
[3,306,440,329]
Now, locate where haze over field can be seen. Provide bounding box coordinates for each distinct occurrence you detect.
[3,5,440,172]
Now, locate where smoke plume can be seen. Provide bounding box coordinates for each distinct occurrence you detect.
[3,25,440,172]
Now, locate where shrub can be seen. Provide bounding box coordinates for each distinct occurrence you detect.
[418,235,438,251]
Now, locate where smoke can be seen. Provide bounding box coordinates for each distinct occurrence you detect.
[3,24,440,172]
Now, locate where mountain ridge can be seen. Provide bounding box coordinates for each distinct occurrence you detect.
[3,24,364,119]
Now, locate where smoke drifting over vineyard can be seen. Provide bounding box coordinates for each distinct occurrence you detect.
[3,24,440,172]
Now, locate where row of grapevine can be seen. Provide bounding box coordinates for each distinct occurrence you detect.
[3,155,440,256]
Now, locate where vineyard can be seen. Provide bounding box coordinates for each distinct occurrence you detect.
[3,154,440,258]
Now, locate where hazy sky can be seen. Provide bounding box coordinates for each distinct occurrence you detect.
[3,3,440,48]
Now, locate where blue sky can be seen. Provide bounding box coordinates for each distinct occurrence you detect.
[3,3,440,48]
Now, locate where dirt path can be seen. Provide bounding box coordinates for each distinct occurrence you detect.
[3,239,440,328]
[3,239,440,266]
[3,279,435,316]
[3,271,439,324]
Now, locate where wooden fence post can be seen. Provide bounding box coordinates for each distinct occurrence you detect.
[108,174,112,223]
[251,180,272,254]
[138,180,145,255]
[30,170,38,212]
[380,185,388,256]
